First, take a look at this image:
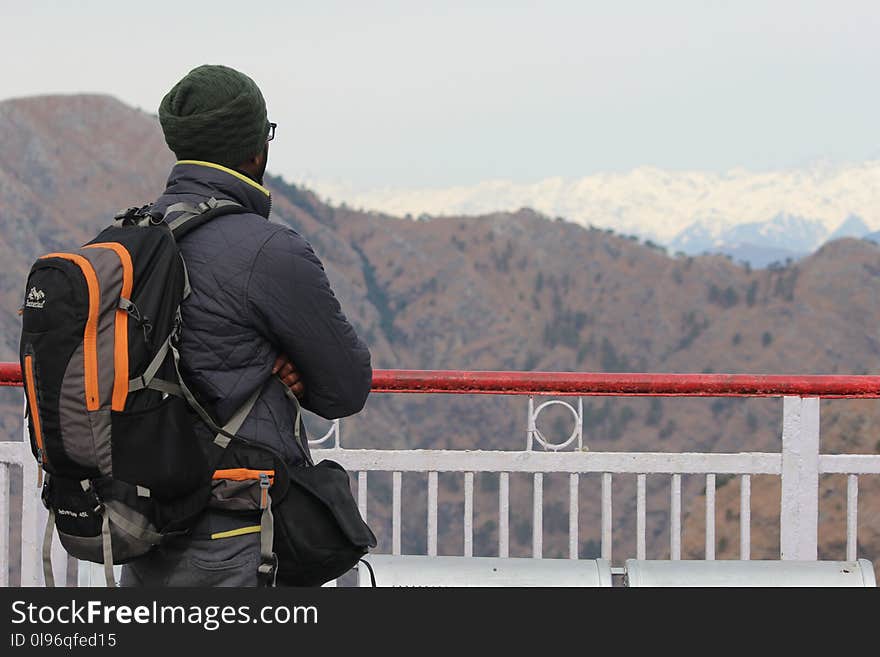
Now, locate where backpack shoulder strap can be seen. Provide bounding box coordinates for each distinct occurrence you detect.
[165,197,246,241]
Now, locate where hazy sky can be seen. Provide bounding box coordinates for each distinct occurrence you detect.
[2,0,879,189]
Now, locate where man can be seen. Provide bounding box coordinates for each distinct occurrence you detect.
[120,64,372,586]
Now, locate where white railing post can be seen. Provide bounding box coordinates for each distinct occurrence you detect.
[499,472,509,558]
[847,475,858,561]
[427,471,438,557]
[464,472,474,557]
[780,396,820,560]
[670,474,681,560]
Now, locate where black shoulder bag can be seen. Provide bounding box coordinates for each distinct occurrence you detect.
[270,381,377,586]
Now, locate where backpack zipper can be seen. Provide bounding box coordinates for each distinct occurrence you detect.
[212,468,275,482]
[84,243,133,411]
[23,353,46,487]
[39,253,101,410]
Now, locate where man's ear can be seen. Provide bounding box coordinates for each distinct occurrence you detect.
[235,148,266,178]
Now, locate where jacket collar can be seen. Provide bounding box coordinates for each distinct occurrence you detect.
[159,160,272,218]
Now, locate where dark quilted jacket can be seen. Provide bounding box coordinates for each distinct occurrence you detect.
[151,161,372,467]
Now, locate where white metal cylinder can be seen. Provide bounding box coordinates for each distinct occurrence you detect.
[670,474,681,560]
[602,473,613,561]
[740,474,751,560]
[499,472,509,558]
[464,472,474,557]
[358,471,368,521]
[637,474,646,560]
[706,474,716,560]
[533,473,543,558]
[392,471,402,556]
[428,471,438,557]
[569,473,579,559]
[847,474,858,561]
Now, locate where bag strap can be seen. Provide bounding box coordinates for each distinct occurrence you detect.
[256,472,277,587]
[275,377,314,466]
[100,511,117,588]
[169,342,262,449]
[166,198,245,241]
[42,509,55,587]
[359,558,377,587]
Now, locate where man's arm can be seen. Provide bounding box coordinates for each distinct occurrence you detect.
[247,228,372,419]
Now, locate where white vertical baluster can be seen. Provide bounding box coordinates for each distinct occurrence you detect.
[54,528,68,586]
[533,473,543,558]
[637,474,646,560]
[67,555,76,587]
[0,463,8,587]
[577,397,584,450]
[670,474,681,561]
[20,440,41,587]
[427,472,438,557]
[847,474,858,561]
[392,472,402,556]
[601,473,612,562]
[358,471,367,521]
[569,473,579,559]
[499,473,509,558]
[77,560,90,587]
[78,562,98,587]
[527,396,535,451]
[740,475,751,560]
[464,472,474,557]
[705,474,716,560]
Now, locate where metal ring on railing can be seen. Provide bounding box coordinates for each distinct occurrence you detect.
[530,399,582,451]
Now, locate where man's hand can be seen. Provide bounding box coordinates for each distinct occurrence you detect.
[272,354,305,400]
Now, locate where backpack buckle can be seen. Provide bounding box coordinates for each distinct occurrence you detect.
[257,553,278,587]
[171,311,183,343]
[114,204,154,226]
[259,473,271,509]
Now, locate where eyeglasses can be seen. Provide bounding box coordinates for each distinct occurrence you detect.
[267,122,277,142]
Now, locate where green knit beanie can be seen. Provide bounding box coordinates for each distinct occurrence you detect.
[159,64,269,169]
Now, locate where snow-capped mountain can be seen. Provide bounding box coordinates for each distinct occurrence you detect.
[305,162,880,263]
[828,214,871,242]
[668,213,837,266]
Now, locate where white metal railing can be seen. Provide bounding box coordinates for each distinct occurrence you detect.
[2,393,880,585]
[313,395,880,565]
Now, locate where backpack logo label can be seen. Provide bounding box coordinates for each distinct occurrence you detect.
[56,508,89,519]
[26,287,46,309]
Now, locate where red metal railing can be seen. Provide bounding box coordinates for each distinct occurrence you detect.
[3,362,880,398]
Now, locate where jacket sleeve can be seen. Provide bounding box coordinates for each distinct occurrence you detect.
[246,227,372,419]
